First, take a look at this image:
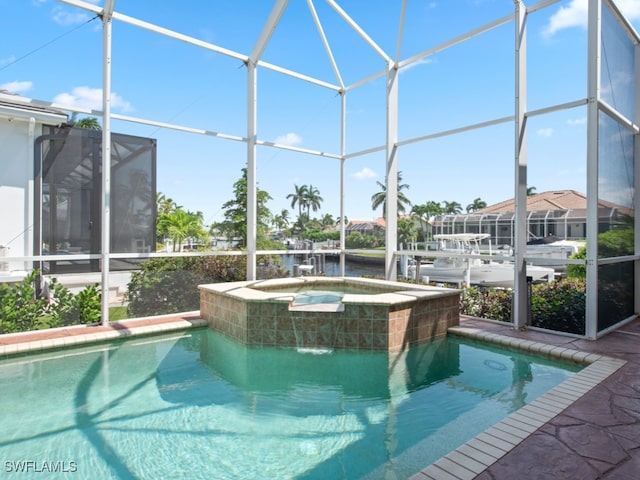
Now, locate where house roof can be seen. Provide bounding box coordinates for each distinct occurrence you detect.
[475,190,631,216]
[475,190,586,213]
[347,217,386,229]
[0,92,68,124]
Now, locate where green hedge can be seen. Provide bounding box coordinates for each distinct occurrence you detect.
[460,278,586,335]
[0,271,101,334]
[126,255,288,318]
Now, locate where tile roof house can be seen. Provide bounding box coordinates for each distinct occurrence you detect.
[434,190,630,246]
[346,217,386,237]
[476,190,632,217]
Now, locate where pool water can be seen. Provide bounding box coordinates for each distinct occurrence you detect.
[291,290,344,305]
[0,329,580,479]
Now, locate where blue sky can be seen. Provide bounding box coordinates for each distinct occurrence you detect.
[1,0,639,227]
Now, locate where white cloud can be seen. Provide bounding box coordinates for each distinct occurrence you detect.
[537,128,554,137]
[53,86,132,112]
[543,0,640,37]
[617,0,640,21]
[601,70,634,101]
[567,117,587,126]
[273,132,302,147]
[0,80,33,93]
[352,167,377,180]
[543,0,587,37]
[51,6,92,26]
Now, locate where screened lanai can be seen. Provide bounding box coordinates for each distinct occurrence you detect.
[0,0,637,339]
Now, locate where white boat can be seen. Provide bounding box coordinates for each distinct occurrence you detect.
[407,233,555,288]
[526,237,584,271]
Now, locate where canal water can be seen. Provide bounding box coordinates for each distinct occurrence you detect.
[279,253,385,278]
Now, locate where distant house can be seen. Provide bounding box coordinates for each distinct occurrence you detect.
[346,218,386,238]
[433,190,630,246]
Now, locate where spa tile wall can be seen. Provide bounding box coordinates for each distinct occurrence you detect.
[201,289,459,351]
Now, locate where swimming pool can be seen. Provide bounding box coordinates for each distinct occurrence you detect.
[0,328,580,479]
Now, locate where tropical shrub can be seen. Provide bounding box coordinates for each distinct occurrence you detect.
[530,278,586,335]
[460,286,512,321]
[0,271,101,333]
[126,255,288,318]
[460,278,587,335]
[566,245,586,279]
[0,271,50,333]
[345,232,382,249]
[66,283,102,325]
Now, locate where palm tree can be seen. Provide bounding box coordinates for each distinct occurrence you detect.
[69,113,102,130]
[466,197,487,213]
[156,193,184,243]
[304,185,323,216]
[280,208,290,225]
[157,193,180,216]
[527,186,537,196]
[286,184,308,218]
[371,171,411,216]
[411,201,443,241]
[272,209,290,232]
[320,213,335,228]
[161,209,205,252]
[397,217,417,246]
[220,167,273,246]
[442,200,463,215]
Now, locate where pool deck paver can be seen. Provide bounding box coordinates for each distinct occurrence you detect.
[0,312,638,479]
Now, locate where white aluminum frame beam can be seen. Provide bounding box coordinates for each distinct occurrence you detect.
[326,0,391,64]
[246,62,258,281]
[339,91,347,275]
[513,0,528,329]
[60,0,341,92]
[100,0,115,325]
[586,0,602,339]
[604,0,640,43]
[635,7,640,319]
[307,0,344,89]
[243,0,289,280]
[398,13,514,71]
[385,64,399,280]
[395,0,407,64]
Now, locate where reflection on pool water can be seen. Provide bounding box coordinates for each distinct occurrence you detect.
[0,329,580,479]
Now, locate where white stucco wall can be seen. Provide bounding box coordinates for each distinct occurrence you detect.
[0,117,35,271]
[0,99,66,274]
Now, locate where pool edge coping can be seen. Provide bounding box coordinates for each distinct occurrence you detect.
[0,316,209,358]
[409,326,627,480]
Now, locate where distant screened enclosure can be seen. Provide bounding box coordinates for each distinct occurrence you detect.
[0,0,637,338]
[35,126,156,274]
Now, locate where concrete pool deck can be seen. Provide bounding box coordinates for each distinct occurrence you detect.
[0,313,638,479]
